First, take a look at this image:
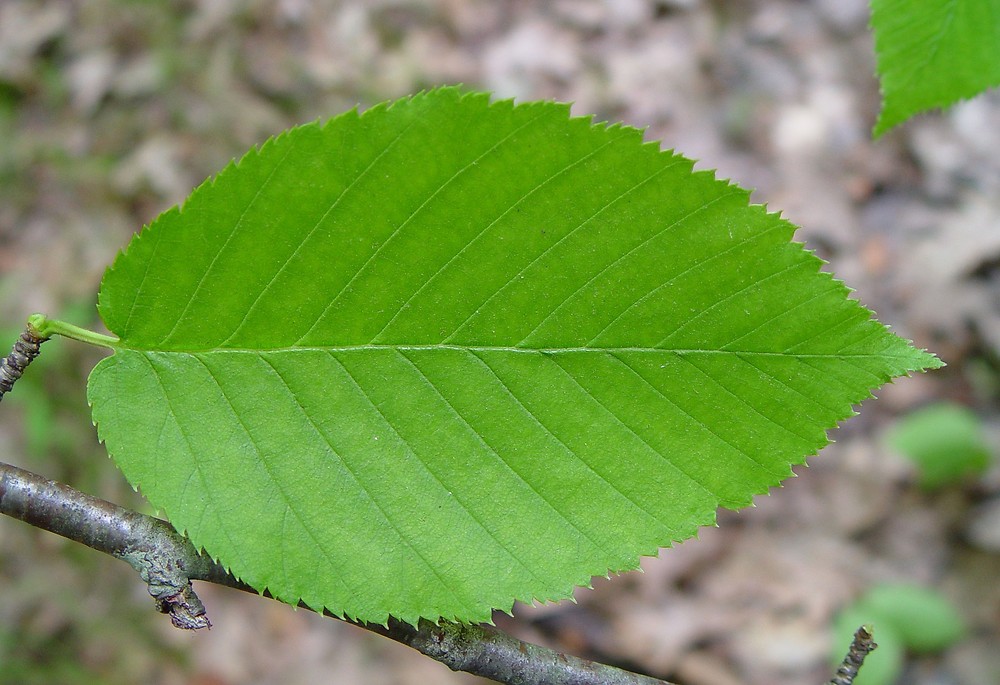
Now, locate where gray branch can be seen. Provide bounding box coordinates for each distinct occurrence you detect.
[0,459,673,685]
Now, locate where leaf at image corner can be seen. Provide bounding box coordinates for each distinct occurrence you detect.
[87,87,941,625]
[871,0,1000,137]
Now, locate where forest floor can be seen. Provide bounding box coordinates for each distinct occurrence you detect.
[1,2,999,684]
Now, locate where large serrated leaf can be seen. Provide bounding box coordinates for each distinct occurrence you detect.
[871,0,1000,137]
[87,88,939,625]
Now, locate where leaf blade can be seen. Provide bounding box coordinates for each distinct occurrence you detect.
[871,0,1000,136]
[89,88,940,624]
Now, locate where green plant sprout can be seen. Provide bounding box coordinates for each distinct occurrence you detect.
[886,402,992,488]
[833,584,966,685]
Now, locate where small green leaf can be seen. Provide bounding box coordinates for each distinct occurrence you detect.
[871,0,1000,137]
[858,584,966,654]
[87,88,939,624]
[887,402,991,488]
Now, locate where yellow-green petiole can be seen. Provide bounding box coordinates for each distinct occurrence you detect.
[28,313,120,350]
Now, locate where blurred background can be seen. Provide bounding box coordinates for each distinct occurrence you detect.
[1,1,999,684]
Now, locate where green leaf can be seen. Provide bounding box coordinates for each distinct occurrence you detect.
[87,88,939,625]
[871,0,1000,137]
[855,584,966,653]
[886,402,992,488]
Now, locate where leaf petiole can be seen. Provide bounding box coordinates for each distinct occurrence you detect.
[28,314,120,350]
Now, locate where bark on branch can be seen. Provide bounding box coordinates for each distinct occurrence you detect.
[0,459,674,685]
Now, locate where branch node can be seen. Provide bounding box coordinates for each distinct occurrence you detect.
[126,548,212,631]
[155,583,212,630]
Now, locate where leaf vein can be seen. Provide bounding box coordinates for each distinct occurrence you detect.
[119,224,166,338]
[141,354,251,573]
[325,350,554,593]
[445,156,689,345]
[552,351,728,499]
[891,0,959,96]
[297,110,551,346]
[220,118,420,348]
[721,283,842,350]
[585,217,784,347]
[314,354,484,616]
[468,349,677,542]
[656,258,810,348]
[783,310,872,353]
[734,353,842,416]
[605,352,783,482]
[678,353,816,445]
[159,143,297,346]
[194,354,357,601]
[127,344,921,360]
[396,348,614,567]
[800,356,882,392]
[370,132,630,343]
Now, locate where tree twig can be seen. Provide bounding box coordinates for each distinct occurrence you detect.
[0,323,48,402]
[0,459,219,628]
[0,459,674,685]
[829,625,877,685]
